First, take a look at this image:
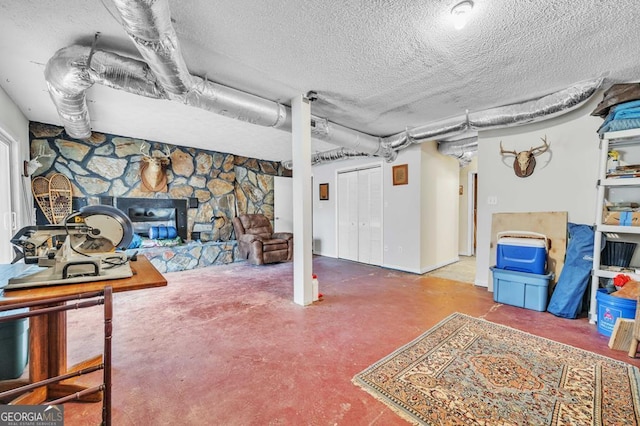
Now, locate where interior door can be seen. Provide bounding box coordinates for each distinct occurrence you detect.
[338,166,382,265]
[365,167,382,266]
[338,171,359,261]
[274,176,293,233]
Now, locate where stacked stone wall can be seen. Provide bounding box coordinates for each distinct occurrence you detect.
[28,122,292,271]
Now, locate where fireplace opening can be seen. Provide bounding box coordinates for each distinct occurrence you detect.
[128,207,177,237]
[112,198,188,241]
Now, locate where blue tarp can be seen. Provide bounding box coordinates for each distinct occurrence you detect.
[547,223,594,319]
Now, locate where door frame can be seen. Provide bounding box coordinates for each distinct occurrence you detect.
[0,128,20,263]
[465,171,478,256]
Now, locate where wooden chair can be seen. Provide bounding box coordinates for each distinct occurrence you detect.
[629,296,640,358]
[0,287,112,425]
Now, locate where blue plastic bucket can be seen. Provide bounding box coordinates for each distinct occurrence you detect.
[596,289,637,336]
[148,226,177,240]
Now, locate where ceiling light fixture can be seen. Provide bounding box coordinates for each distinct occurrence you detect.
[451,0,474,30]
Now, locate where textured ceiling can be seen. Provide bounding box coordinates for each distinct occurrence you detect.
[0,0,639,161]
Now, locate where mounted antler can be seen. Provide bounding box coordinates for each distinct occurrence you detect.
[139,142,172,192]
[499,135,550,178]
[499,142,518,157]
[530,135,549,156]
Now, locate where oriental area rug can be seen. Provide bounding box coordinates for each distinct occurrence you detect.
[353,313,640,425]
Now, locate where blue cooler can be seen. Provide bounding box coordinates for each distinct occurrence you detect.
[496,231,548,274]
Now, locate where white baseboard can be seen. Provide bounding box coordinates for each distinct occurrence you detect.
[419,257,460,275]
[475,279,489,288]
[312,251,336,258]
[382,263,422,274]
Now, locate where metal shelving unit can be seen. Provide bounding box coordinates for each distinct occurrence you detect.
[590,127,640,323]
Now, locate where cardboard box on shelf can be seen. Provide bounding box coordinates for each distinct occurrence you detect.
[602,206,640,226]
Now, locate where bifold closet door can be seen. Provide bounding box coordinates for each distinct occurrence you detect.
[357,167,382,265]
[337,167,382,266]
[338,171,359,261]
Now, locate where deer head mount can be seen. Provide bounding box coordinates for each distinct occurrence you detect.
[499,136,550,178]
[139,142,172,192]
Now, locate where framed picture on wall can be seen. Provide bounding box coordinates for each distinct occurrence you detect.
[319,183,329,200]
[392,164,408,185]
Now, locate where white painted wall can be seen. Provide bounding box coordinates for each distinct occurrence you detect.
[312,148,423,272]
[459,157,478,255]
[420,142,460,273]
[383,145,422,272]
[312,160,350,257]
[475,94,603,288]
[311,142,460,274]
[0,84,31,263]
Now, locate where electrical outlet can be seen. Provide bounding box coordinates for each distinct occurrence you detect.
[487,196,498,205]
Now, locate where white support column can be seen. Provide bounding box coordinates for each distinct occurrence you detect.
[291,95,313,306]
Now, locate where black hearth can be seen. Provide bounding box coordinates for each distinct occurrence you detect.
[113,197,188,241]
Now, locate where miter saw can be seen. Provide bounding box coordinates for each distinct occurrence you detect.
[6,205,135,289]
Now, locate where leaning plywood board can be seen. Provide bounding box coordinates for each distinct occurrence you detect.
[490,211,568,293]
[608,318,636,351]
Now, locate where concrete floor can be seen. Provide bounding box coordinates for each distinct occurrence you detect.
[61,256,639,425]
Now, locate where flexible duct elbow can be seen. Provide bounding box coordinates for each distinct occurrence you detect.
[45,45,166,140]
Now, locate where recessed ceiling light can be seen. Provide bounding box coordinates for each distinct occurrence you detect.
[451,1,474,30]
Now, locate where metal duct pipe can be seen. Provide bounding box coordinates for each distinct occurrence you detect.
[111,0,192,95]
[112,0,288,128]
[109,0,396,159]
[186,76,290,128]
[45,0,395,160]
[388,117,470,150]
[383,78,602,149]
[467,78,601,130]
[287,78,600,168]
[282,147,378,170]
[437,136,477,167]
[46,0,601,167]
[45,45,166,140]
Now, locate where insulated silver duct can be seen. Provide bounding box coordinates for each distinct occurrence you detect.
[45,0,395,161]
[388,117,470,150]
[390,78,601,148]
[44,45,166,140]
[112,0,191,96]
[285,78,601,169]
[185,76,290,128]
[109,0,395,160]
[283,146,397,170]
[437,137,477,167]
[466,79,601,130]
[312,148,376,165]
[46,0,600,167]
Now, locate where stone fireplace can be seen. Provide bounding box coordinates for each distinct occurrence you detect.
[28,122,291,272]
